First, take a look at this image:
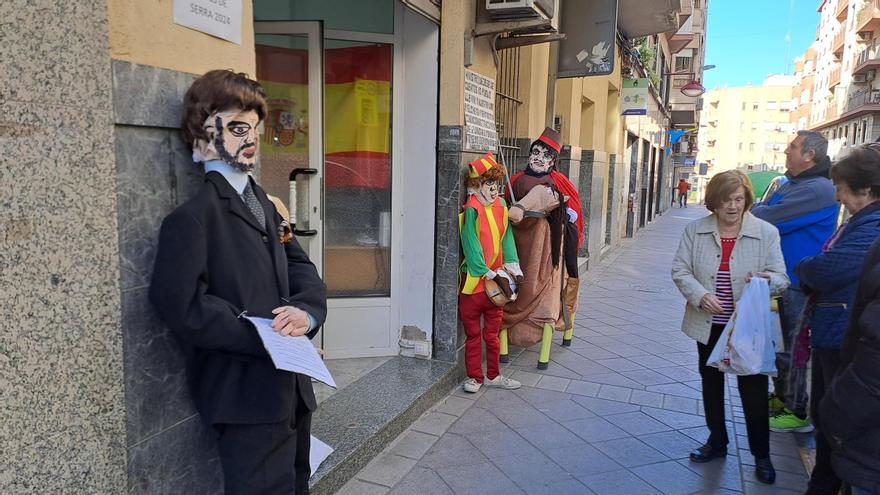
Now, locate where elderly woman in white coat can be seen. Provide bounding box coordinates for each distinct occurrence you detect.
[672,170,789,485]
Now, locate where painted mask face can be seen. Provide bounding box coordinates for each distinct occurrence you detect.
[195,109,260,172]
[528,144,555,174]
[477,178,499,204]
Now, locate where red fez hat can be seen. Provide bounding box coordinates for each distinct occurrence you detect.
[532,127,562,154]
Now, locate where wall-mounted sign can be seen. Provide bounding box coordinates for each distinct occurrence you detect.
[463,69,498,152]
[621,78,649,116]
[558,0,618,78]
[174,0,242,45]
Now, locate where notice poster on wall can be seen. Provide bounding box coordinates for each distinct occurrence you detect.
[463,69,498,152]
[173,0,242,45]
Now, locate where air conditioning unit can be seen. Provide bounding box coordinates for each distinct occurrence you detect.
[485,0,554,21]
[854,74,868,83]
[858,31,874,42]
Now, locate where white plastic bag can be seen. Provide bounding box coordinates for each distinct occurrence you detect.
[706,278,778,376]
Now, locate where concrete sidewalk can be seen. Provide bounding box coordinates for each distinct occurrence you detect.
[339,207,809,495]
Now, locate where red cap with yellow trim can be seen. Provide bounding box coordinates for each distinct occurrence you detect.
[468,152,502,178]
[532,126,562,154]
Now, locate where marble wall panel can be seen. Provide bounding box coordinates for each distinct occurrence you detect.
[605,155,618,247]
[127,415,223,495]
[112,61,212,492]
[121,287,195,444]
[578,151,595,259]
[112,60,198,129]
[433,125,464,362]
[115,126,202,290]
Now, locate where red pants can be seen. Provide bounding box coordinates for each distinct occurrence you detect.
[458,291,503,383]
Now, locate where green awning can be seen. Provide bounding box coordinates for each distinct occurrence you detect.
[748,171,783,198]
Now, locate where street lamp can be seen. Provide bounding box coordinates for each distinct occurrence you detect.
[680,80,706,97]
[662,65,716,98]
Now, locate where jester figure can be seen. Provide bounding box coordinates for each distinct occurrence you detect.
[502,127,584,369]
[459,152,523,393]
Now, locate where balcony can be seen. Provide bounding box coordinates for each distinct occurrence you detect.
[856,0,880,34]
[837,0,849,21]
[853,38,880,75]
[830,65,842,87]
[833,28,846,56]
[846,88,880,113]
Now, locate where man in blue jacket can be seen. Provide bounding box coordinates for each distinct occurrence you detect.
[752,130,838,433]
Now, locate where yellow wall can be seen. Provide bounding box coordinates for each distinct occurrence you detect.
[439,0,499,126]
[108,0,256,76]
[556,69,621,153]
[512,43,550,139]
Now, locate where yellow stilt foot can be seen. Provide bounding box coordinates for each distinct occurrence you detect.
[499,328,509,363]
[537,323,553,370]
[562,315,575,346]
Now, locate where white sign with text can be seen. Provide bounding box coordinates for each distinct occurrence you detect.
[464,69,498,152]
[174,0,242,45]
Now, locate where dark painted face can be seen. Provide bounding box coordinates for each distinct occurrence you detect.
[196,109,260,172]
[529,143,555,174]
[213,110,260,172]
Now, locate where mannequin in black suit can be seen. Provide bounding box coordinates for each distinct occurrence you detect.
[150,70,327,494]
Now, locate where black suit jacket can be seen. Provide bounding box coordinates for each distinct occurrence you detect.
[149,172,327,425]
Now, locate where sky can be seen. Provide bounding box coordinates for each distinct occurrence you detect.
[703,0,821,89]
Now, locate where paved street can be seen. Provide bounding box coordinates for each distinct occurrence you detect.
[339,207,809,495]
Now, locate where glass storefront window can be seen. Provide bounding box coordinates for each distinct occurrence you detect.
[323,39,393,297]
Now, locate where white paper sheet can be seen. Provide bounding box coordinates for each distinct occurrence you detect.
[246,316,337,388]
[309,435,334,477]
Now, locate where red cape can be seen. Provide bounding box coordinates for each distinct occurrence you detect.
[508,170,585,248]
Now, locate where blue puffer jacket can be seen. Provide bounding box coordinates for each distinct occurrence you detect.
[752,158,838,287]
[795,201,880,349]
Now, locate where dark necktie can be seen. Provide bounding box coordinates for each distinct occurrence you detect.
[242,182,266,227]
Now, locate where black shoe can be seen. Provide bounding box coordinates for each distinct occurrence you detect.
[755,457,776,484]
[689,443,728,463]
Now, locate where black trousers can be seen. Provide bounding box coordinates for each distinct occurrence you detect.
[697,324,770,458]
[216,400,313,495]
[809,348,843,495]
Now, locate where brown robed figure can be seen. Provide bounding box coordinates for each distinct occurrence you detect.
[502,128,584,363]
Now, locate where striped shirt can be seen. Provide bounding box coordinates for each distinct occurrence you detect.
[712,237,736,325]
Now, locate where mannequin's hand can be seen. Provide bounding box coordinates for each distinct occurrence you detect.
[271,306,310,336]
[509,204,524,223]
[496,276,513,298]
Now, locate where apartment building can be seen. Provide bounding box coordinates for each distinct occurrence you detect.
[668,0,709,183]
[793,44,818,130]
[811,0,880,157]
[698,75,797,175]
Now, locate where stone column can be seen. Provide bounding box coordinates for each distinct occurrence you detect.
[577,151,596,261]
[111,61,224,494]
[432,126,465,362]
[0,1,127,492]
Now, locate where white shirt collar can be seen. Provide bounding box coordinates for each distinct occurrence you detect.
[204,160,250,195]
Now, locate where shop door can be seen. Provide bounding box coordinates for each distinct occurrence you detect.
[255,22,396,359]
